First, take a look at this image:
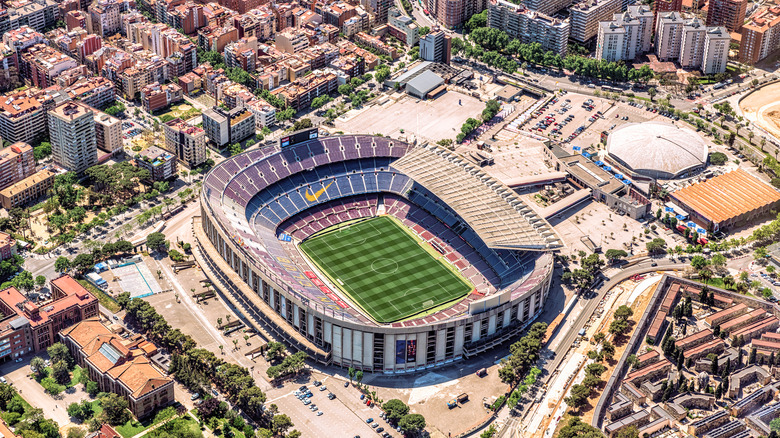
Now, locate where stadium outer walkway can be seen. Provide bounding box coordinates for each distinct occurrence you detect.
[192,216,331,365]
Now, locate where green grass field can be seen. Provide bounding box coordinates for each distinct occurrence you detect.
[300,216,473,323]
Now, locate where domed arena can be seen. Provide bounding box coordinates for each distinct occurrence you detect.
[195,132,561,373]
[606,121,708,180]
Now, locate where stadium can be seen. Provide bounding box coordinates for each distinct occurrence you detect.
[195,132,562,373]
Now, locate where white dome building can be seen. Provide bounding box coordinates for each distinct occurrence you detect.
[606,122,708,180]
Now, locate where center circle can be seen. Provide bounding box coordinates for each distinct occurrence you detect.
[371,258,398,274]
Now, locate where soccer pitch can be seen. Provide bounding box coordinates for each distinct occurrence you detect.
[299,216,473,323]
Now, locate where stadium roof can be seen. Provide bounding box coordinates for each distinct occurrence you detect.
[671,169,780,225]
[391,143,562,250]
[607,122,708,179]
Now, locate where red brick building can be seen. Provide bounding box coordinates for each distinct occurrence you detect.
[0,275,98,360]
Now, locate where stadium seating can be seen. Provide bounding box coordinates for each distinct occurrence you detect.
[202,135,537,326]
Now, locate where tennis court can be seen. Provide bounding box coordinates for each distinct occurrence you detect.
[299,216,473,323]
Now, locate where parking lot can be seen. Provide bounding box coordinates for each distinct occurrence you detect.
[269,378,404,438]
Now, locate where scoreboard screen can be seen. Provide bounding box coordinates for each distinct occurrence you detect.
[279,127,319,148]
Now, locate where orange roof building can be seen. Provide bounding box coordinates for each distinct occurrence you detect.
[670,169,780,231]
[60,318,174,419]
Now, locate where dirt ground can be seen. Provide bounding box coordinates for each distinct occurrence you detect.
[739,81,780,140]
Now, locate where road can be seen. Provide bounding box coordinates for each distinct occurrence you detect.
[496,259,689,437]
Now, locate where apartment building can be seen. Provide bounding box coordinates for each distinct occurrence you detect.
[569,0,621,42]
[654,0,683,28]
[141,82,184,113]
[135,146,177,181]
[354,32,399,58]
[487,0,570,56]
[2,26,44,54]
[94,113,122,156]
[739,5,780,64]
[0,168,56,209]
[388,8,419,46]
[48,101,97,175]
[241,98,276,129]
[0,90,48,145]
[707,0,746,32]
[163,118,207,168]
[520,0,571,15]
[0,0,59,34]
[225,37,258,71]
[165,2,207,35]
[0,232,14,262]
[368,0,392,23]
[595,5,657,61]
[680,17,707,68]
[20,45,78,89]
[89,0,122,37]
[60,318,174,419]
[702,26,730,74]
[65,77,116,110]
[271,70,339,110]
[66,10,88,31]
[233,6,276,41]
[202,106,255,148]
[0,142,34,192]
[0,275,98,355]
[275,28,310,53]
[197,25,239,52]
[419,31,451,63]
[655,11,686,61]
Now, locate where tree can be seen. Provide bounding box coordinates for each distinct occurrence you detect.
[348,367,356,383]
[564,384,591,410]
[52,360,70,385]
[601,340,616,360]
[398,414,426,434]
[146,232,167,252]
[356,370,363,385]
[709,152,728,165]
[646,238,667,254]
[271,414,293,435]
[615,426,639,438]
[585,363,607,378]
[72,254,95,273]
[99,393,130,426]
[30,357,45,377]
[605,249,628,263]
[47,342,73,368]
[690,255,709,270]
[265,342,286,361]
[383,399,410,422]
[614,305,633,321]
[35,275,46,287]
[648,87,657,101]
[609,319,630,337]
[557,417,605,438]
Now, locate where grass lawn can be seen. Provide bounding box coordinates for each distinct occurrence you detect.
[299,216,473,323]
[78,280,120,313]
[37,365,86,388]
[692,278,757,298]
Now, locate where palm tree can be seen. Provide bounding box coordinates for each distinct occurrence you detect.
[157,269,162,279]
[233,339,239,350]
[217,317,223,328]
[244,335,250,345]
[219,345,224,354]
[226,315,231,324]
[749,131,755,144]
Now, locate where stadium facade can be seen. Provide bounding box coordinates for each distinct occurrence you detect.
[195,134,561,373]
